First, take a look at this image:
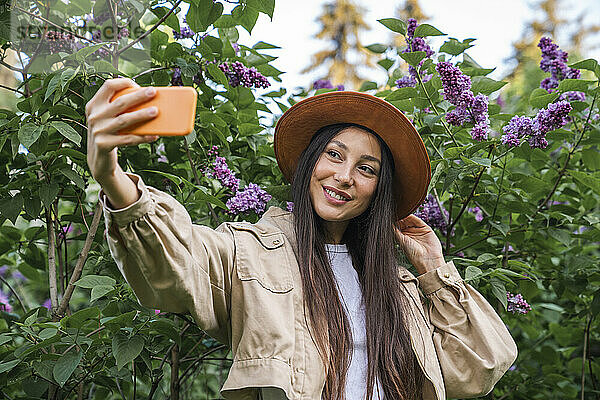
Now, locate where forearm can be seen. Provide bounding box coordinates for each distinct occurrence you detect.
[97,167,141,209]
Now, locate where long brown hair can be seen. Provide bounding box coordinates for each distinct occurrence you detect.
[291,123,425,400]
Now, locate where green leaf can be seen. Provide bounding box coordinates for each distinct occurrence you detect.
[569,170,600,195]
[529,88,560,108]
[151,320,181,347]
[232,4,259,34]
[365,43,388,53]
[385,87,418,101]
[0,193,23,224]
[18,123,43,148]
[60,66,80,91]
[358,81,377,92]
[377,59,395,70]
[490,278,508,310]
[93,60,122,75]
[569,58,598,73]
[400,51,426,67]
[53,349,82,387]
[45,73,61,102]
[378,18,406,35]
[75,275,116,289]
[413,23,445,37]
[557,79,593,92]
[39,183,60,209]
[442,167,461,194]
[59,167,85,190]
[439,37,475,56]
[61,307,100,329]
[592,289,600,317]
[252,41,281,50]
[465,266,483,281]
[0,359,20,374]
[582,148,600,170]
[470,76,507,95]
[206,62,229,86]
[90,285,115,302]
[50,121,81,146]
[112,333,144,370]
[246,0,275,19]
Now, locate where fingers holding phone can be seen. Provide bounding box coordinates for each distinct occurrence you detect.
[85,78,159,183]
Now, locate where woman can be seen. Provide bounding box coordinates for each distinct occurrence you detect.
[86,78,517,400]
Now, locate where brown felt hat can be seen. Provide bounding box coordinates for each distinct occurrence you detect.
[274,91,431,221]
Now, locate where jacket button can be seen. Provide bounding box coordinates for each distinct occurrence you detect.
[273,239,281,245]
[443,273,450,278]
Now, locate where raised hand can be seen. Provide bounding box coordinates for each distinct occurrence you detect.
[394,214,445,274]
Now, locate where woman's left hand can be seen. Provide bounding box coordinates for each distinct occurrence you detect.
[394,214,446,274]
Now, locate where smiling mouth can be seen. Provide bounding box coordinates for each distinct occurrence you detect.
[323,187,351,201]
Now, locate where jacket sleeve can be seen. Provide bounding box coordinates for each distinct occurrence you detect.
[98,173,234,345]
[417,261,518,399]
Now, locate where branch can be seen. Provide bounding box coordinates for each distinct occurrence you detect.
[581,314,592,400]
[56,201,103,316]
[0,275,27,313]
[184,140,219,225]
[46,208,59,317]
[0,83,24,95]
[0,59,24,74]
[118,0,184,55]
[15,6,90,42]
[132,67,169,80]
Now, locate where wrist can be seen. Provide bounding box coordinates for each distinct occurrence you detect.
[414,256,446,275]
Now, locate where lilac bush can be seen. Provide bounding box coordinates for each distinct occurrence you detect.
[226,183,272,215]
[218,61,270,89]
[396,18,433,88]
[414,194,450,236]
[313,79,344,90]
[506,292,532,315]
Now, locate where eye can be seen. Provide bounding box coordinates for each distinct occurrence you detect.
[359,165,376,175]
[326,150,340,159]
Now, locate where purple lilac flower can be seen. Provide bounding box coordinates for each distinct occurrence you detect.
[286,202,294,212]
[42,298,52,310]
[506,292,531,314]
[226,183,272,216]
[173,25,194,39]
[395,75,417,88]
[44,30,76,54]
[232,42,240,53]
[204,156,241,193]
[436,62,491,141]
[533,100,572,135]
[313,79,344,91]
[396,19,435,89]
[414,194,450,235]
[538,37,583,100]
[501,101,571,149]
[0,266,7,276]
[468,206,484,222]
[0,290,12,313]
[217,61,270,89]
[559,91,586,102]
[171,67,183,86]
[156,143,168,163]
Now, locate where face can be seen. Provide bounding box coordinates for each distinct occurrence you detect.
[309,127,382,241]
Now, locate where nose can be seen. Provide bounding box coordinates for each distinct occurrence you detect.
[334,168,353,186]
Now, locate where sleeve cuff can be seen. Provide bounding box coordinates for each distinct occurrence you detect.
[417,260,463,296]
[98,173,154,228]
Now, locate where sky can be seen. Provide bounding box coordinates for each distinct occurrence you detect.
[225,0,600,93]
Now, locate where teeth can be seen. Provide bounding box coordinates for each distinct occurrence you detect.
[325,188,348,201]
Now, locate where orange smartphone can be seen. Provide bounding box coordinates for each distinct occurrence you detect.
[110,86,197,136]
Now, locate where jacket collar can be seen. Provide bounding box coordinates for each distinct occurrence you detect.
[258,206,418,283]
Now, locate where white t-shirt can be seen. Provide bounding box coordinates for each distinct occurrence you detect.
[260,244,384,400]
[324,243,384,400]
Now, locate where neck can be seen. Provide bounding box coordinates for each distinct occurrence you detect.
[321,219,349,244]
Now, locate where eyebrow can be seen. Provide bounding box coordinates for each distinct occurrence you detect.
[330,140,381,165]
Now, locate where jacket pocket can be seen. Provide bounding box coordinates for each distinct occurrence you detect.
[230,223,294,293]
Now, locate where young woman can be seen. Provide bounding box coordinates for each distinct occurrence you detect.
[86,78,517,400]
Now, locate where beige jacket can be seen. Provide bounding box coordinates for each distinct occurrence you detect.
[99,173,518,400]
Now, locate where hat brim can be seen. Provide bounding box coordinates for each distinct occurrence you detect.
[274,91,431,221]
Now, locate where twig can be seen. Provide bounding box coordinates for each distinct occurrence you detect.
[0,83,24,95]
[170,344,180,400]
[118,0,184,55]
[46,208,59,316]
[0,59,24,74]
[0,276,27,312]
[56,201,103,316]
[581,314,592,400]
[15,6,90,42]
[132,67,170,80]
[179,344,229,386]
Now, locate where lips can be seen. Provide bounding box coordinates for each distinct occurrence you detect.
[323,186,351,201]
